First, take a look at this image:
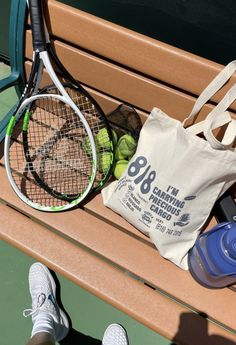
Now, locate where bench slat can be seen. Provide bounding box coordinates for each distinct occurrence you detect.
[0,162,236,334]
[1,202,235,344]
[45,0,236,110]
[26,31,219,121]
[24,61,148,124]
[26,37,191,119]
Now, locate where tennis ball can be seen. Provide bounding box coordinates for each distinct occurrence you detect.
[98,152,112,173]
[83,128,117,156]
[96,128,112,149]
[83,136,92,155]
[115,146,126,160]
[116,134,137,160]
[113,159,129,179]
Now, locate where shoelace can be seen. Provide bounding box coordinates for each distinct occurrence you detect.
[23,293,47,318]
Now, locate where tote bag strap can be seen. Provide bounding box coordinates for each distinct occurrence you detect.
[183,60,236,150]
[221,119,236,147]
[183,60,236,126]
[203,83,236,149]
[186,111,231,135]
[186,111,236,149]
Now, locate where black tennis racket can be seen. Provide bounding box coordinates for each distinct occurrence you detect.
[42,16,115,193]
[4,0,114,212]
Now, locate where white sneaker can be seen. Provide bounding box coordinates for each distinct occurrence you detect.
[102,324,129,345]
[23,262,69,342]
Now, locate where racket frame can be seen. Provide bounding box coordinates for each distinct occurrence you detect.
[44,33,115,192]
[4,0,98,211]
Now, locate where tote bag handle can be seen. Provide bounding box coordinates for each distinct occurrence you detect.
[184,60,236,150]
[183,60,236,125]
[203,84,236,149]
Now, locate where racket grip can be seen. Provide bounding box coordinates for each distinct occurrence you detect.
[213,191,236,222]
[29,0,46,51]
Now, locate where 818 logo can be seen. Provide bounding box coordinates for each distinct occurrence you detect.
[128,156,156,194]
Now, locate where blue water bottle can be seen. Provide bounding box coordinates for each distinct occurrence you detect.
[188,222,236,288]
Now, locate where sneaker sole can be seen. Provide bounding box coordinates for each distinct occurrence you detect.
[102,323,129,345]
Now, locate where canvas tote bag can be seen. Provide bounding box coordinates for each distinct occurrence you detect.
[102,61,236,269]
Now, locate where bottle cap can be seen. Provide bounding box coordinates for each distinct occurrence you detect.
[223,228,236,260]
[204,222,236,276]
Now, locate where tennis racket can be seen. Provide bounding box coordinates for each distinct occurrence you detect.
[38,2,114,192]
[43,36,115,193]
[4,0,113,212]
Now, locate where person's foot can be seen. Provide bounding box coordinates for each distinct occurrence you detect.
[102,324,129,345]
[23,262,69,342]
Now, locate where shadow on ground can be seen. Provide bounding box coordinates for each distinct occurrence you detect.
[171,312,236,345]
[60,328,101,345]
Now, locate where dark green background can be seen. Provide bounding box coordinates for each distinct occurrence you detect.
[1,0,236,64]
[0,0,11,59]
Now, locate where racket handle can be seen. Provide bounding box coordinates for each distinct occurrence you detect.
[213,191,236,222]
[29,0,46,51]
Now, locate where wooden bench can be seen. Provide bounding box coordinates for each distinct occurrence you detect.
[1,1,236,343]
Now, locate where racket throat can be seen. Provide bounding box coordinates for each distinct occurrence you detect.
[40,51,71,100]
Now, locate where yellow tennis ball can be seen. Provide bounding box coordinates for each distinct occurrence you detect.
[83,136,92,155]
[116,134,137,160]
[96,128,112,149]
[115,146,127,160]
[84,129,117,156]
[113,159,129,179]
[98,152,112,173]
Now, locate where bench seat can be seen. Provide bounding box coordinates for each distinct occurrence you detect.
[1,1,236,344]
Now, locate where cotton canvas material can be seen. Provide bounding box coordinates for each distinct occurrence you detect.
[102,61,236,269]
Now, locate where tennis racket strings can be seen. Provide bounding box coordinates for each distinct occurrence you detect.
[42,84,114,190]
[7,94,96,209]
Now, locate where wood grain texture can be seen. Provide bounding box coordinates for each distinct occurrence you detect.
[1,203,235,344]
[25,32,224,123]
[0,161,236,335]
[41,0,236,110]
